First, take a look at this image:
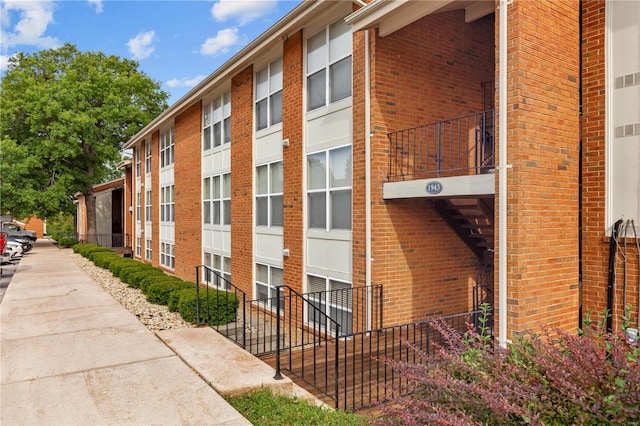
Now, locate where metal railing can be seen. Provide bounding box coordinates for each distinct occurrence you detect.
[388,109,495,181]
[195,265,247,348]
[334,310,487,411]
[473,262,494,315]
[80,233,126,248]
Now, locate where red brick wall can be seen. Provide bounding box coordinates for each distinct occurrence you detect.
[581,0,639,329]
[231,66,255,295]
[362,11,495,325]
[174,102,203,281]
[124,166,133,250]
[282,31,304,294]
[150,130,160,268]
[501,0,581,336]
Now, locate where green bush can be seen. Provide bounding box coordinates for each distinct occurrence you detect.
[119,264,157,285]
[90,251,120,269]
[73,243,110,256]
[138,269,179,294]
[57,236,79,247]
[146,278,192,305]
[107,258,139,277]
[125,268,166,289]
[175,287,238,325]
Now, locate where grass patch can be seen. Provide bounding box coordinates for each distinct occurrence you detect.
[226,387,369,426]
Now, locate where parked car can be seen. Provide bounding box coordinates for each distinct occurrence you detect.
[0,232,10,265]
[1,222,37,242]
[5,239,24,260]
[7,235,32,253]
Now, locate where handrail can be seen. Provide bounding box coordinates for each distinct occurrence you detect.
[195,264,247,347]
[387,109,495,181]
[275,285,340,406]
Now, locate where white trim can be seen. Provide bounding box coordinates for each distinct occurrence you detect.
[605,0,613,235]
[383,174,495,199]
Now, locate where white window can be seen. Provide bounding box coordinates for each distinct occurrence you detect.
[160,128,174,168]
[135,191,141,221]
[135,146,141,177]
[306,18,352,111]
[145,141,151,174]
[255,263,284,311]
[203,252,231,290]
[203,174,231,225]
[203,92,231,151]
[160,242,175,269]
[255,58,283,131]
[307,145,352,230]
[136,236,142,257]
[160,185,175,223]
[145,189,152,222]
[256,161,283,227]
[145,238,152,260]
[307,274,352,334]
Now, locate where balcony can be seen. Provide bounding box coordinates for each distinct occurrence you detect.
[384,109,495,199]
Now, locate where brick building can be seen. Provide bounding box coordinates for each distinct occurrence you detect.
[121,0,640,343]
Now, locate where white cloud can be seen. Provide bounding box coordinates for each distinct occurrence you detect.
[200,27,240,56]
[0,54,13,71]
[127,30,155,60]
[0,0,59,51]
[166,74,206,88]
[87,0,103,14]
[211,0,277,26]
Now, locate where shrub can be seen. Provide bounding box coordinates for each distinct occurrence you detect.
[146,278,192,305]
[57,236,79,247]
[126,269,166,289]
[90,251,120,269]
[377,307,640,426]
[107,258,139,277]
[119,264,158,286]
[73,243,110,256]
[175,287,238,325]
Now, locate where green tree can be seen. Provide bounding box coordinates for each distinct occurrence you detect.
[0,43,168,239]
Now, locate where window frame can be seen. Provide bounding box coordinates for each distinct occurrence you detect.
[160,184,175,223]
[203,173,231,226]
[160,128,174,168]
[160,242,175,269]
[203,92,231,152]
[306,18,352,112]
[255,57,283,131]
[306,145,352,231]
[255,263,284,312]
[256,161,283,228]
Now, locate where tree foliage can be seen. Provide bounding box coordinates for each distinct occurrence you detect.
[377,307,640,426]
[0,43,168,219]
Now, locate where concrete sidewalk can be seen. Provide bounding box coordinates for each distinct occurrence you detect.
[0,240,254,425]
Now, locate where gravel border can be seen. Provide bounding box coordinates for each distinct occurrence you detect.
[65,249,195,331]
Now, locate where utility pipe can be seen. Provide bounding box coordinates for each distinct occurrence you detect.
[498,0,511,348]
[365,29,373,330]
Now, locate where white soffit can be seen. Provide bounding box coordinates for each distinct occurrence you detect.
[346,0,495,37]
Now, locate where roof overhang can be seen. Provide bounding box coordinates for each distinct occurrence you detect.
[345,0,495,37]
[123,0,343,150]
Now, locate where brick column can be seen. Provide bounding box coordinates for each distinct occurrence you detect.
[282,31,304,293]
[500,0,581,335]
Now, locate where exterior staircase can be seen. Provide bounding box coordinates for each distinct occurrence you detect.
[434,197,494,262]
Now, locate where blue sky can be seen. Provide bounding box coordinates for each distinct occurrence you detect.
[0,0,301,105]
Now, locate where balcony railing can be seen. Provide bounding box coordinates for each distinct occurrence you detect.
[388,109,495,181]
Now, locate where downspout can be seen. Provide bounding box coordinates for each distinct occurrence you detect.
[578,0,584,329]
[365,29,373,329]
[498,0,512,348]
[352,0,373,328]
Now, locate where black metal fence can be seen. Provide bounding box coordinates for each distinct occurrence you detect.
[388,109,495,181]
[332,310,486,411]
